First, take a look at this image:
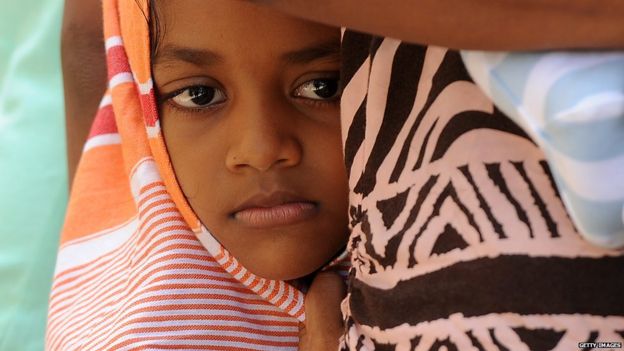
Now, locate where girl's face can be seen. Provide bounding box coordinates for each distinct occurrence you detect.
[153,0,348,280]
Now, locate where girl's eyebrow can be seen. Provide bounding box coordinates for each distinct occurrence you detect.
[153,41,340,67]
[281,41,341,64]
[153,45,224,67]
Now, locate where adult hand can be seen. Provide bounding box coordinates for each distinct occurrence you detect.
[62,0,107,187]
[298,272,347,351]
[247,0,624,50]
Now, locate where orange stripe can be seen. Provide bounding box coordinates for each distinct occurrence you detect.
[256,281,271,296]
[137,193,172,215]
[110,84,153,172]
[293,307,305,319]
[133,227,201,261]
[137,211,182,233]
[118,0,151,84]
[139,205,179,236]
[273,285,291,308]
[137,195,176,218]
[138,180,166,193]
[138,202,177,225]
[137,181,166,200]
[221,252,236,272]
[283,294,300,314]
[102,0,120,39]
[265,281,283,302]
[138,215,185,237]
[230,264,243,277]
[247,276,262,291]
[239,270,252,285]
[62,145,135,245]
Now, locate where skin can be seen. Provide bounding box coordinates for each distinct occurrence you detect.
[249,0,624,50]
[153,0,349,282]
[299,272,346,351]
[62,0,107,186]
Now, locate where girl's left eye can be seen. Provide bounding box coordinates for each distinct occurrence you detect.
[293,78,340,101]
[170,86,227,109]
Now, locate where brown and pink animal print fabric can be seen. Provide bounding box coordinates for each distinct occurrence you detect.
[339,31,624,351]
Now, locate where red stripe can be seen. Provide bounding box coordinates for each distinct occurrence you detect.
[140,90,159,127]
[88,105,118,138]
[107,45,131,80]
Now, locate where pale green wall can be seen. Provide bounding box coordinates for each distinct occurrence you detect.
[0,0,67,349]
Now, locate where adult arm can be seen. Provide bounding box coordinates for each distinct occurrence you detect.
[62,0,107,187]
[248,0,624,50]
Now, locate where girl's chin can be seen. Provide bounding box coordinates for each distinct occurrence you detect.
[243,255,328,282]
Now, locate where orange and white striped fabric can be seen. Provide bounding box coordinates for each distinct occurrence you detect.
[46,0,346,349]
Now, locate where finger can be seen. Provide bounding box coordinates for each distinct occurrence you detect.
[306,272,346,317]
[298,272,346,350]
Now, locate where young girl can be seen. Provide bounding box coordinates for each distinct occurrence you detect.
[47,0,348,349]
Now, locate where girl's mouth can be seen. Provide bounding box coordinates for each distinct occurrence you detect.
[231,191,318,228]
[233,202,318,228]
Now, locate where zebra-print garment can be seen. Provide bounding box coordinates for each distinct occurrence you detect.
[339,32,624,351]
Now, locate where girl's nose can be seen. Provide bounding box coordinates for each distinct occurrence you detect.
[225,104,302,173]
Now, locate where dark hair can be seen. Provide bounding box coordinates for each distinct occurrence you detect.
[132,0,162,58]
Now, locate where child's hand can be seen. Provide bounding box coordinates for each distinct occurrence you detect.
[298,272,346,351]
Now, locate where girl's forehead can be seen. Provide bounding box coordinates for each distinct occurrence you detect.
[150,0,341,102]
[155,0,340,49]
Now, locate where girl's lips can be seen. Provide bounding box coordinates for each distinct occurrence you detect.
[233,202,318,228]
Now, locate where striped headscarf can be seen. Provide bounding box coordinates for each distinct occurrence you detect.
[46,0,346,349]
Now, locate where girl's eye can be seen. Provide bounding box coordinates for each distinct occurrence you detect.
[293,78,340,101]
[170,86,226,109]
